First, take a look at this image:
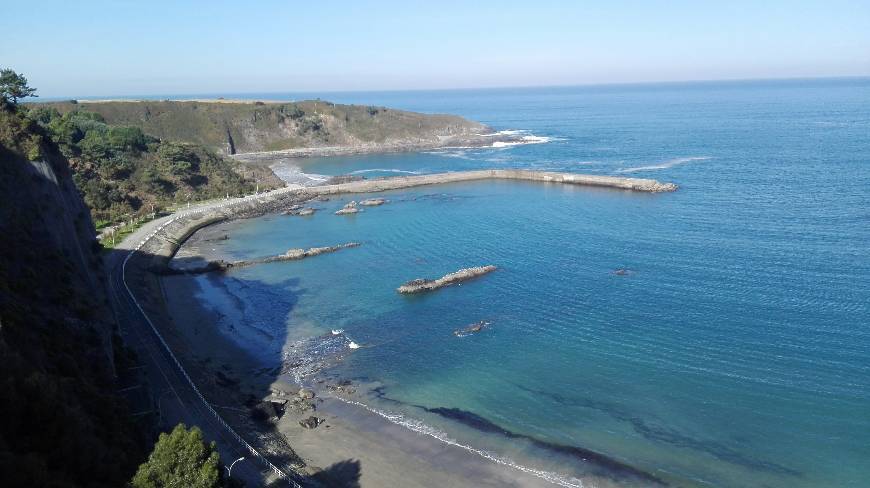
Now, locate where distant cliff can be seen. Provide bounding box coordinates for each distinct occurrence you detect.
[40,99,492,155]
[0,105,143,486]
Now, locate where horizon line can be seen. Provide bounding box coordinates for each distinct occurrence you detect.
[31,74,870,102]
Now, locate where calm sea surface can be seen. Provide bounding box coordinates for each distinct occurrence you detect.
[180,79,870,487]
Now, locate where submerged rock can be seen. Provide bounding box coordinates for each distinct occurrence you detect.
[454,320,491,337]
[397,265,497,294]
[359,198,387,206]
[335,201,360,215]
[613,268,634,276]
[284,205,316,216]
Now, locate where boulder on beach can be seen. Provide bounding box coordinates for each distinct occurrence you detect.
[299,416,323,429]
[299,388,315,400]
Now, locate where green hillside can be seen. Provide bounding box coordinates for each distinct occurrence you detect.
[24,105,279,225]
[40,99,488,154]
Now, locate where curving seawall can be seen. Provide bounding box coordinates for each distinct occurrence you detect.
[142,169,677,269]
[315,169,678,194]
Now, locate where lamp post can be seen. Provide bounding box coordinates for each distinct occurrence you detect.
[226,456,245,478]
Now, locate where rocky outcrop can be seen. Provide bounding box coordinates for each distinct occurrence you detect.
[334,201,360,215]
[398,265,498,294]
[359,198,387,206]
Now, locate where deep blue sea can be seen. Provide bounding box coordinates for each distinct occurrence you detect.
[180,79,870,487]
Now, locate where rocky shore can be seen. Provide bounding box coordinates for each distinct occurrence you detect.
[230,131,532,163]
[398,265,498,294]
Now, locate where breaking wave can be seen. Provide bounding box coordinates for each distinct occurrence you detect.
[616,156,711,173]
[349,168,421,175]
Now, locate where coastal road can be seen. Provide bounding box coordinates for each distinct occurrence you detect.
[104,196,301,487]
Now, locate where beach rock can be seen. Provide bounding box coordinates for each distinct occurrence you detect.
[299,388,315,400]
[297,207,316,216]
[334,201,360,215]
[359,198,387,206]
[299,416,323,429]
[397,265,498,294]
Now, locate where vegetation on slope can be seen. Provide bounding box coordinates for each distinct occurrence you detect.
[41,99,488,154]
[131,424,224,488]
[0,86,146,487]
[24,106,279,225]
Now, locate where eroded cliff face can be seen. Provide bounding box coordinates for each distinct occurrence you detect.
[0,107,142,487]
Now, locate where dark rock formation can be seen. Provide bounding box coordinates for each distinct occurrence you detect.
[454,320,491,337]
[299,416,323,429]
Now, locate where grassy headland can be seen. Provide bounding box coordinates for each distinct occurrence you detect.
[39,99,489,154]
[23,105,280,225]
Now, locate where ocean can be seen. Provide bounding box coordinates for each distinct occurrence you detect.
[175,79,870,487]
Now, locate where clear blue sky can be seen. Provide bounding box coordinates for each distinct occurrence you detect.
[4,0,869,97]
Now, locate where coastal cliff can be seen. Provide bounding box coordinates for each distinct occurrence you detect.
[38,99,499,156]
[0,106,143,486]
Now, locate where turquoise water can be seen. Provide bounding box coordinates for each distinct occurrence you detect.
[184,79,870,487]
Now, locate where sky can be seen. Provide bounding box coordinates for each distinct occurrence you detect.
[3,0,869,98]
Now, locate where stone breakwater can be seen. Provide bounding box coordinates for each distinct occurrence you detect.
[141,169,676,273]
[397,265,498,294]
[165,243,360,274]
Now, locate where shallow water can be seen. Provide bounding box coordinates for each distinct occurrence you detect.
[178,79,870,487]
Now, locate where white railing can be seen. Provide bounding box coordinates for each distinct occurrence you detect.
[121,188,305,487]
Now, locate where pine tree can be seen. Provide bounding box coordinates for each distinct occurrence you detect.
[131,424,221,488]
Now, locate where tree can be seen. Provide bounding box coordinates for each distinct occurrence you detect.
[0,69,37,106]
[131,423,222,488]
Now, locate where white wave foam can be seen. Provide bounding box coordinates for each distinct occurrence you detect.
[349,168,421,175]
[333,397,586,488]
[616,156,711,173]
[491,135,551,148]
[331,329,344,335]
[269,161,331,186]
[348,341,360,349]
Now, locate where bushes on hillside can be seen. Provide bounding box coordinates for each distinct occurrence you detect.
[26,108,256,224]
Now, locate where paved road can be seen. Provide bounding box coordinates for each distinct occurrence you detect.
[104,198,299,487]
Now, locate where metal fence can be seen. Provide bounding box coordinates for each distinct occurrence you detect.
[121,188,305,487]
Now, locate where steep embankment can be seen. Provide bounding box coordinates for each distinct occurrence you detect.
[0,107,143,487]
[42,100,493,155]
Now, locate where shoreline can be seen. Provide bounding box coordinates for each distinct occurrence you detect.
[126,170,678,486]
[161,249,662,488]
[230,133,548,162]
